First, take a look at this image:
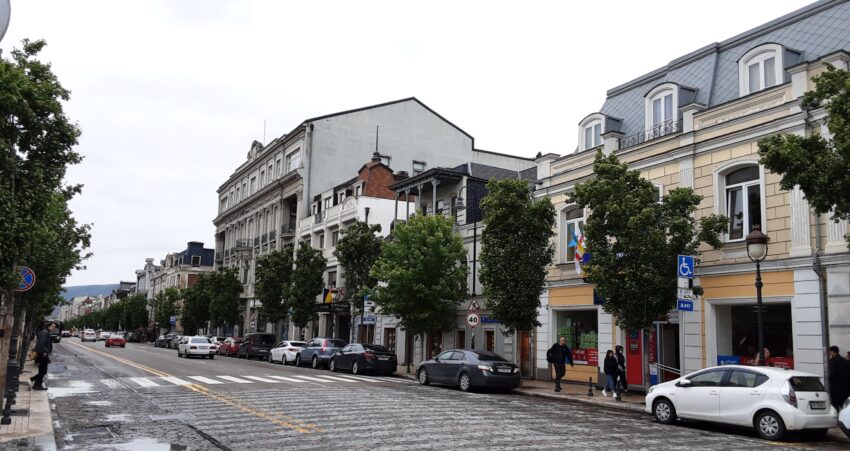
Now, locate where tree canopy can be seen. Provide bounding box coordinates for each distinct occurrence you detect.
[289,242,326,329]
[571,151,727,331]
[206,268,243,329]
[334,222,382,312]
[758,64,850,246]
[480,179,555,334]
[255,246,294,323]
[154,287,181,328]
[371,213,468,337]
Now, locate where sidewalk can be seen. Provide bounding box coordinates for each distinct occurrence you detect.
[0,360,56,450]
[395,364,645,412]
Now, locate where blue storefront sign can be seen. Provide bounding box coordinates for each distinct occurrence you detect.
[479,315,500,324]
[677,299,694,311]
[717,355,740,365]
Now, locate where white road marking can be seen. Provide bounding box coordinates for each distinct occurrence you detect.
[265,375,308,383]
[315,375,359,382]
[161,377,191,386]
[187,376,223,385]
[373,377,410,384]
[129,377,160,387]
[333,375,381,382]
[216,375,254,384]
[242,376,280,383]
[291,375,331,382]
[99,379,121,389]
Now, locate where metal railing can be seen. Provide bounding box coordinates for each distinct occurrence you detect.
[261,233,268,244]
[618,119,681,149]
[313,211,324,225]
[235,239,252,249]
[281,223,296,236]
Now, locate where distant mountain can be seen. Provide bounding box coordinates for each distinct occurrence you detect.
[61,284,119,302]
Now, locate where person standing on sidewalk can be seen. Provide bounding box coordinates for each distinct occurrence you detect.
[827,346,850,410]
[30,322,56,390]
[603,350,620,400]
[547,336,573,392]
[614,345,627,393]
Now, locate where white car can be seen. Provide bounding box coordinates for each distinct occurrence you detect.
[81,329,97,342]
[646,365,836,441]
[269,341,306,365]
[177,336,217,359]
[840,398,850,439]
[97,331,112,341]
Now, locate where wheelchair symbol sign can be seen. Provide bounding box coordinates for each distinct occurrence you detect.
[678,255,695,278]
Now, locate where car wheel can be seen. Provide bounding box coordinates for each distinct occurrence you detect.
[329,359,337,372]
[281,354,288,365]
[295,354,302,367]
[418,368,430,385]
[209,355,215,360]
[311,356,319,369]
[755,410,786,441]
[458,373,471,392]
[653,398,676,424]
[352,361,360,375]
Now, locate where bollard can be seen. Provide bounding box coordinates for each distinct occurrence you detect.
[587,377,593,396]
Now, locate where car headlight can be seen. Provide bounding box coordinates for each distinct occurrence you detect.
[477,365,494,372]
[513,368,520,373]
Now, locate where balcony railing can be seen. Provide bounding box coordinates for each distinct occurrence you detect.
[235,239,252,249]
[618,119,681,149]
[281,223,296,236]
[314,211,324,225]
[269,230,276,242]
[261,233,268,244]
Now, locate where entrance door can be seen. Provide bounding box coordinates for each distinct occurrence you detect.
[660,323,680,383]
[520,331,532,378]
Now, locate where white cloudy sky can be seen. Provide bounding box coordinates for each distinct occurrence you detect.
[1,0,812,286]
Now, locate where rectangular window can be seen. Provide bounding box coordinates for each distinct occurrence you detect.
[260,170,265,187]
[275,157,282,177]
[456,330,466,349]
[384,328,396,353]
[485,330,495,352]
[355,185,362,196]
[764,57,776,87]
[747,184,762,234]
[663,94,673,122]
[652,98,662,125]
[327,271,336,288]
[593,123,602,147]
[286,150,302,172]
[324,197,332,210]
[331,231,339,246]
[318,234,325,249]
[250,177,256,194]
[748,63,760,93]
[728,187,744,240]
[584,126,593,150]
[191,255,201,267]
[412,161,426,174]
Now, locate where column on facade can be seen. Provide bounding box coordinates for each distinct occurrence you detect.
[826,209,849,254]
[405,189,411,220]
[789,186,812,257]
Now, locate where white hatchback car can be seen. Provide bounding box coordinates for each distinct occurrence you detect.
[177,336,218,359]
[269,341,306,365]
[646,365,836,441]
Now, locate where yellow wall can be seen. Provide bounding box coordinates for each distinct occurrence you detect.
[549,285,594,306]
[700,270,795,299]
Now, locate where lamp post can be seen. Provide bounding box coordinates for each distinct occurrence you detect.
[455,185,477,350]
[746,225,769,366]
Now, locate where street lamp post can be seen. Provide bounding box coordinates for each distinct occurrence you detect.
[455,185,477,350]
[746,225,769,366]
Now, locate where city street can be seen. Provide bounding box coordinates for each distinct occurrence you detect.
[40,340,844,450]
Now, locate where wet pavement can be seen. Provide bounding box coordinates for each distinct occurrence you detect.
[36,340,850,450]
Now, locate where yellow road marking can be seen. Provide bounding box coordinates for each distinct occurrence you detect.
[65,341,324,433]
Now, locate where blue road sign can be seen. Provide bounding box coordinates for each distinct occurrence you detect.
[677,299,694,311]
[677,255,695,279]
[169,315,177,325]
[15,266,35,292]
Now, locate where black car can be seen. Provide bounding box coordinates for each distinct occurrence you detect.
[329,344,397,376]
[237,333,277,360]
[417,349,520,392]
[295,338,347,369]
[155,334,177,348]
[168,335,183,349]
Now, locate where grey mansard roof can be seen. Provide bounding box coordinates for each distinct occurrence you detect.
[597,0,850,140]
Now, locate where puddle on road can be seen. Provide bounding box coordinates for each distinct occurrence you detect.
[91,438,187,450]
[86,400,113,406]
[48,380,96,399]
[104,414,131,422]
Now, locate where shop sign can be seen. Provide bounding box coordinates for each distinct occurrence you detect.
[362,315,376,325]
[479,315,500,324]
[717,355,740,365]
[677,299,694,311]
[572,348,598,366]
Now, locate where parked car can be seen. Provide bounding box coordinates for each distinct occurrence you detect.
[646,365,836,440]
[237,333,277,360]
[329,343,397,375]
[178,336,217,359]
[81,329,97,342]
[61,330,71,338]
[208,336,227,347]
[105,332,126,348]
[126,332,143,343]
[417,349,520,392]
[269,341,306,365]
[168,335,183,349]
[295,338,347,369]
[155,334,177,348]
[97,331,112,341]
[218,337,241,357]
[840,398,850,439]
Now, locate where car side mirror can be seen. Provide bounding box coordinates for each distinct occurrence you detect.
[434,357,440,362]
[676,379,692,388]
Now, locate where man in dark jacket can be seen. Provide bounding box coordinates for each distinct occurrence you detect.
[615,345,627,393]
[828,346,850,410]
[547,336,574,392]
[29,322,57,390]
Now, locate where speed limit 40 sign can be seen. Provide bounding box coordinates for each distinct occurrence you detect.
[466,313,480,327]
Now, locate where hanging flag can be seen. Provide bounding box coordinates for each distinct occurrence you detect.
[573,224,586,275]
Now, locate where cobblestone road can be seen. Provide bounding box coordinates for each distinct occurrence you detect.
[38,340,847,450]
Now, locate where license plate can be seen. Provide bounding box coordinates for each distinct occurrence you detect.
[377,356,389,360]
[497,368,512,373]
[810,401,827,410]
[200,346,207,349]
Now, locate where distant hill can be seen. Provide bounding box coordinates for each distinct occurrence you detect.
[61,284,119,302]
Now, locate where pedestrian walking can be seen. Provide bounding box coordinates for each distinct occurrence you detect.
[615,345,627,393]
[603,350,621,400]
[30,321,57,390]
[827,346,850,410]
[546,336,574,392]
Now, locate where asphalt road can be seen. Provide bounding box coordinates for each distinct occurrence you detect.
[40,339,847,450]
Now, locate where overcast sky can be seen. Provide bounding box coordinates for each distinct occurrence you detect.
[2,0,813,286]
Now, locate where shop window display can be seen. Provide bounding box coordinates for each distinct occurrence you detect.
[715,303,793,368]
[555,310,598,366]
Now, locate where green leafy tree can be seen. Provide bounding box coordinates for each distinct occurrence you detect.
[758,65,850,246]
[154,287,180,328]
[571,151,727,331]
[207,268,243,329]
[334,222,382,313]
[122,294,149,330]
[289,241,327,329]
[480,179,556,334]
[255,245,294,323]
[182,274,215,334]
[371,213,468,338]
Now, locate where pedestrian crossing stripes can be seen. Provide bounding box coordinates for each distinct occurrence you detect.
[97,373,415,390]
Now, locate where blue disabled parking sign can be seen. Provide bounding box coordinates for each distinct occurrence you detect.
[677,255,695,278]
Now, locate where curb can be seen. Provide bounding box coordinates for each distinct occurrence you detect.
[512,388,646,413]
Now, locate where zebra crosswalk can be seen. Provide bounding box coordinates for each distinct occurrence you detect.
[103,373,414,390]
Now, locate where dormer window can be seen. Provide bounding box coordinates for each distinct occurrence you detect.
[578,113,605,151]
[739,44,783,96]
[643,83,679,140]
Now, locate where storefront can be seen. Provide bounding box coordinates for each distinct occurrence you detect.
[554,309,599,367]
[714,302,794,368]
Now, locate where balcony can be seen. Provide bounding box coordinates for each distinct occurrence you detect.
[281,223,296,237]
[254,237,260,247]
[261,233,268,244]
[618,119,681,150]
[269,230,276,242]
[235,239,252,249]
[314,211,324,225]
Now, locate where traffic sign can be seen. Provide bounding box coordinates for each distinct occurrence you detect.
[467,299,481,312]
[169,315,177,325]
[15,266,35,292]
[677,255,695,279]
[466,313,480,327]
[677,299,694,311]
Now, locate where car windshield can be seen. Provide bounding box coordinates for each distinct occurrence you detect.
[789,376,825,392]
[363,345,388,352]
[472,351,507,362]
[190,337,210,344]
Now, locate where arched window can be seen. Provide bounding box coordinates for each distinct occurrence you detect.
[578,114,605,151]
[562,207,586,263]
[723,165,763,240]
[739,44,783,96]
[644,83,678,139]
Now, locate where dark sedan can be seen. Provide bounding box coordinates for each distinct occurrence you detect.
[329,344,397,376]
[417,349,520,392]
[155,334,177,348]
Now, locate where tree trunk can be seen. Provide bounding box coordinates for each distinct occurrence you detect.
[0,290,17,405]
